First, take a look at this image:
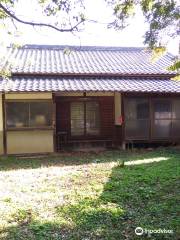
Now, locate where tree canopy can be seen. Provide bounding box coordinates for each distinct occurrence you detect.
[0,0,179,72]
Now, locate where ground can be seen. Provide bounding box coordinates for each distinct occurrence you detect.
[0,149,179,240]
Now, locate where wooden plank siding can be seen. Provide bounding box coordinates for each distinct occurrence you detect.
[100,97,114,139]
[56,101,70,137]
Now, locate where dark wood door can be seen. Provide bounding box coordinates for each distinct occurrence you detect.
[56,101,70,136]
[56,96,115,141]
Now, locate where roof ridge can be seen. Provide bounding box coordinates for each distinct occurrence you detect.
[11,44,146,51]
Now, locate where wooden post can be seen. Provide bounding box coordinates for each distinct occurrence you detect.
[2,93,7,155]
[121,93,125,150]
[52,92,56,152]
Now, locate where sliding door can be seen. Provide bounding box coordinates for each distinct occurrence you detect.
[70,101,100,137]
[152,98,180,139]
[124,96,180,141]
[71,102,84,136]
[172,99,180,137]
[124,97,150,140]
[86,102,100,135]
[152,99,171,139]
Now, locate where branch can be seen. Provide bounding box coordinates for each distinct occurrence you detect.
[0,3,84,32]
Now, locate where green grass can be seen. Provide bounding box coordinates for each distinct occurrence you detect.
[0,148,179,239]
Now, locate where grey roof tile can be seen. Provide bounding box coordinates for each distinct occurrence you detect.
[0,77,179,93]
[1,45,175,75]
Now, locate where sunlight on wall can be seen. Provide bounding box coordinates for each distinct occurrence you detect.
[5,93,52,100]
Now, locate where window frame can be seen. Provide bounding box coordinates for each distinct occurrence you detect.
[70,100,101,138]
[5,100,54,130]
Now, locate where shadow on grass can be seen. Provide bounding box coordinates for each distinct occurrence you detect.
[0,148,179,171]
[1,201,126,240]
[0,150,124,171]
[1,149,179,239]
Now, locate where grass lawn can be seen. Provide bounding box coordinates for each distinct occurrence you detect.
[0,149,179,240]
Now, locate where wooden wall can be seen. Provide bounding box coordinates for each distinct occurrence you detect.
[56,101,70,137]
[100,96,114,139]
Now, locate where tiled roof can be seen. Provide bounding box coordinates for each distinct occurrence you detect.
[0,77,179,93]
[1,45,178,93]
[2,45,175,75]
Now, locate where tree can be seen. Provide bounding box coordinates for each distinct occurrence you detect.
[106,0,180,73]
[0,0,86,33]
[0,0,179,72]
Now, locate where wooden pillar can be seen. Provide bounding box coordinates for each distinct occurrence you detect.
[52,92,57,152]
[2,93,7,155]
[121,93,126,150]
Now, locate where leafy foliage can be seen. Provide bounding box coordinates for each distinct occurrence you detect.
[0,0,179,48]
[141,0,179,47]
[169,59,180,71]
[107,0,180,48]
